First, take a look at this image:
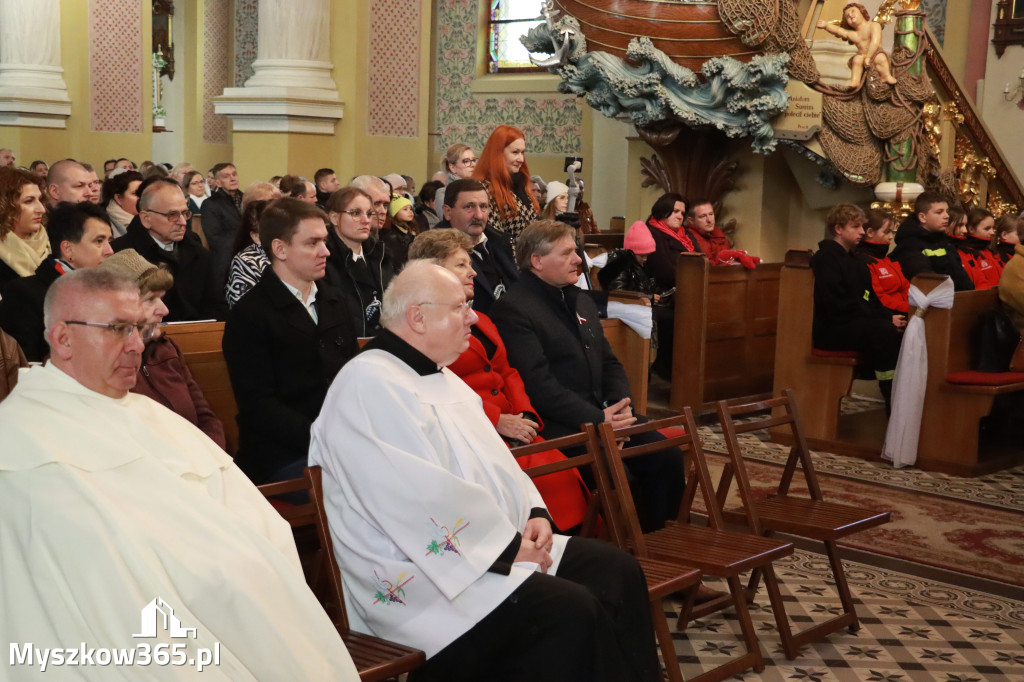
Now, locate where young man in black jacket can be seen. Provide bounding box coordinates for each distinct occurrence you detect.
[812,204,903,411]
[223,198,358,484]
[890,191,974,291]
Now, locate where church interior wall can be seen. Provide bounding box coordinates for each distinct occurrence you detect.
[979,4,1024,187]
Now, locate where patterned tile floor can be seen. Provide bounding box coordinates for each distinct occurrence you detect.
[643,383,1024,679]
[666,549,1024,681]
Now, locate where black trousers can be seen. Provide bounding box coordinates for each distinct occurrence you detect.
[411,537,660,682]
[815,317,902,376]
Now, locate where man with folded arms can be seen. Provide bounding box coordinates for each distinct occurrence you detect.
[0,268,358,680]
[310,261,659,682]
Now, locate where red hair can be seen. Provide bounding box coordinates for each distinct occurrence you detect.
[472,125,540,218]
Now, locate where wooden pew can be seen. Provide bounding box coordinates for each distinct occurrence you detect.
[769,250,887,460]
[162,321,239,457]
[602,291,651,415]
[670,254,781,413]
[911,275,1024,476]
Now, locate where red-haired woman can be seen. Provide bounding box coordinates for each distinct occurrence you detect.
[0,167,49,289]
[473,125,540,250]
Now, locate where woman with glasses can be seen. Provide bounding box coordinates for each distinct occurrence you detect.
[97,248,227,450]
[473,125,540,252]
[434,142,477,211]
[101,170,143,238]
[324,187,395,337]
[0,166,49,290]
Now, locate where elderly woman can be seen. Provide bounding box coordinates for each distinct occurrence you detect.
[101,169,143,238]
[98,249,227,450]
[0,167,49,288]
[473,125,540,249]
[407,228,588,532]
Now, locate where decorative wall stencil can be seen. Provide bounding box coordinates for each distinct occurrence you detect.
[368,0,422,137]
[234,0,259,86]
[89,0,144,133]
[922,0,947,46]
[433,0,581,155]
[203,0,231,144]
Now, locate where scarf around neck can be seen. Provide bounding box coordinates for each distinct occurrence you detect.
[0,227,51,277]
[648,218,694,252]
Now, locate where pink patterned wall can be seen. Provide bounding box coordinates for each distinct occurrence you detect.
[367,0,421,137]
[203,0,231,144]
[89,0,144,133]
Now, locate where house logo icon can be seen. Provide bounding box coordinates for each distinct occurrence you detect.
[133,597,197,639]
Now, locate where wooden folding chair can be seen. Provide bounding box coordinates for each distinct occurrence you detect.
[510,430,702,682]
[596,410,794,682]
[260,470,426,681]
[715,389,891,659]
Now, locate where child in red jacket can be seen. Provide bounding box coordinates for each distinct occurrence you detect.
[957,208,1002,289]
[855,208,909,320]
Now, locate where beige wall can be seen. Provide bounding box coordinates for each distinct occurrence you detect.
[980,4,1024,192]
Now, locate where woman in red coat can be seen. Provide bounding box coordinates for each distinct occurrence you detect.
[408,229,589,532]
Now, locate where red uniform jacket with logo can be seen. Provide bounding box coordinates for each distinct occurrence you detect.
[957,235,1003,290]
[855,240,910,314]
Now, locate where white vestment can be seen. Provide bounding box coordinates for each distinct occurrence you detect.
[0,363,358,681]
[309,348,569,657]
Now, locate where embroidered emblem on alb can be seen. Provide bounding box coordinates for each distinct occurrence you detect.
[373,570,414,606]
[426,517,469,557]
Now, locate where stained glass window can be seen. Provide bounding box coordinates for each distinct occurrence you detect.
[488,0,545,73]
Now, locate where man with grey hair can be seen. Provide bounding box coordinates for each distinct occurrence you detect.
[0,268,360,680]
[491,220,686,533]
[45,159,96,207]
[350,174,391,229]
[310,261,659,682]
[111,178,226,321]
[0,148,15,167]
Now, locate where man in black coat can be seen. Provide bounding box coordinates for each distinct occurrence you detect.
[111,179,227,322]
[202,162,244,286]
[438,178,519,314]
[223,198,358,484]
[812,203,903,411]
[0,202,114,361]
[491,220,685,532]
[890,191,974,291]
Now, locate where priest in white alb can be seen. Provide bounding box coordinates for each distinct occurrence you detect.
[309,261,660,682]
[0,269,358,681]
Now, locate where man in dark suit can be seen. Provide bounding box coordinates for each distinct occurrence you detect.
[111,179,227,322]
[491,219,685,532]
[223,198,358,484]
[202,162,244,286]
[437,178,519,314]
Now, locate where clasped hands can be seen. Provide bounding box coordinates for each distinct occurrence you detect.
[514,517,554,573]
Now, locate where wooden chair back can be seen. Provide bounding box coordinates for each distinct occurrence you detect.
[509,429,616,543]
[262,468,427,680]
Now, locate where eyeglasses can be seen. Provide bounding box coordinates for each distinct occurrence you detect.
[338,209,374,219]
[417,301,474,315]
[143,208,192,222]
[65,320,159,343]
[459,158,478,166]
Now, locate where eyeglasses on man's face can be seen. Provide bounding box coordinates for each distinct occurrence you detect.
[417,300,474,315]
[64,320,159,343]
[143,208,192,223]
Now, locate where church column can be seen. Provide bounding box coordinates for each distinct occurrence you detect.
[0,0,71,128]
[214,0,343,135]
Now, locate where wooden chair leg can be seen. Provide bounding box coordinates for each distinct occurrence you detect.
[824,540,861,633]
[651,601,684,682]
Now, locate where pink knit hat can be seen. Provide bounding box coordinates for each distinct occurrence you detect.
[623,221,656,255]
